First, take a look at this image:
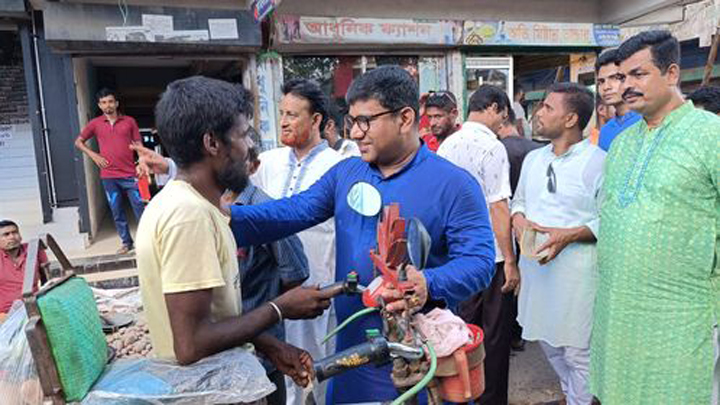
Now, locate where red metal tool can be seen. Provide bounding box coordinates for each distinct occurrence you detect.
[362,204,416,307]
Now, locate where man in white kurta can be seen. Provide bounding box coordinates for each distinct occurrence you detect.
[510,83,605,405]
[253,79,342,405]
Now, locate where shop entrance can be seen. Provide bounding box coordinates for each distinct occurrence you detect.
[74,55,247,252]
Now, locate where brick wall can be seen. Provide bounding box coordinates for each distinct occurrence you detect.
[0,31,29,125]
[0,31,43,232]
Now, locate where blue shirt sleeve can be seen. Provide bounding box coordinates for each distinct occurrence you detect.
[597,123,614,152]
[272,234,310,284]
[241,184,311,284]
[230,163,338,247]
[423,174,496,308]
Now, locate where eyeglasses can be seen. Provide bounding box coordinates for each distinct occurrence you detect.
[344,107,405,135]
[427,90,457,106]
[546,163,557,193]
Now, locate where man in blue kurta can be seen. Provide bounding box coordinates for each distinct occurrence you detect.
[230,66,496,403]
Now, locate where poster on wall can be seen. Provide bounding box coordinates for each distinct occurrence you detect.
[209,19,239,40]
[106,26,154,42]
[277,15,461,45]
[142,14,174,37]
[107,14,211,43]
[155,30,209,42]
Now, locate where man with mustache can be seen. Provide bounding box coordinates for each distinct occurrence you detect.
[0,220,48,319]
[591,31,720,404]
[595,49,642,152]
[136,77,334,397]
[421,90,460,151]
[251,79,342,405]
[230,66,496,403]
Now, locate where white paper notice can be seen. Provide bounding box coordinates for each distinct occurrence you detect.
[208,18,239,40]
[106,26,154,42]
[156,30,210,42]
[142,14,174,35]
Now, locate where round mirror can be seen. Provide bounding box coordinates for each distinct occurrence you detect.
[407,217,432,270]
[347,182,382,217]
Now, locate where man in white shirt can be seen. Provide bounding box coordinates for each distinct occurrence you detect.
[252,79,342,405]
[438,84,519,405]
[511,83,605,405]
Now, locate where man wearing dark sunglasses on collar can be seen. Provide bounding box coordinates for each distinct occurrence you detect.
[230,66,496,404]
[510,83,605,405]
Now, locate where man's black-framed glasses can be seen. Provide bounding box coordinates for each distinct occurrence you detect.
[547,163,557,193]
[344,107,405,134]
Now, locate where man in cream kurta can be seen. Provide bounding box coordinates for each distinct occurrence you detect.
[253,79,342,405]
[511,83,604,405]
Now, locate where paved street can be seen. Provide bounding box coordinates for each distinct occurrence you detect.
[508,342,563,405]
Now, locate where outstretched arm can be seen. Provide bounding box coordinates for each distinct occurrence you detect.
[230,164,338,246]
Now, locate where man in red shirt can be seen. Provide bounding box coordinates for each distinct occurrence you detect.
[75,88,144,254]
[0,220,48,317]
[421,90,460,152]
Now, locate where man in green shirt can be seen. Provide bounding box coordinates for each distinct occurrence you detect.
[591,30,720,404]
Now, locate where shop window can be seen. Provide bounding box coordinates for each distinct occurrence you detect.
[465,56,513,105]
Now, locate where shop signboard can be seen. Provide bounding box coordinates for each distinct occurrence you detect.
[463,20,621,47]
[277,15,461,45]
[277,15,620,47]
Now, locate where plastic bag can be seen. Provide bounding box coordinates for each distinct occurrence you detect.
[0,301,44,405]
[83,348,275,404]
[92,287,143,314]
[414,308,471,357]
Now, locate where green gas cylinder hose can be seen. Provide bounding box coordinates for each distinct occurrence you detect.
[322,307,379,344]
[321,307,438,404]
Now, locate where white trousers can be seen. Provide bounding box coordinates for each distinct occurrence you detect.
[539,341,593,405]
[285,306,336,405]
